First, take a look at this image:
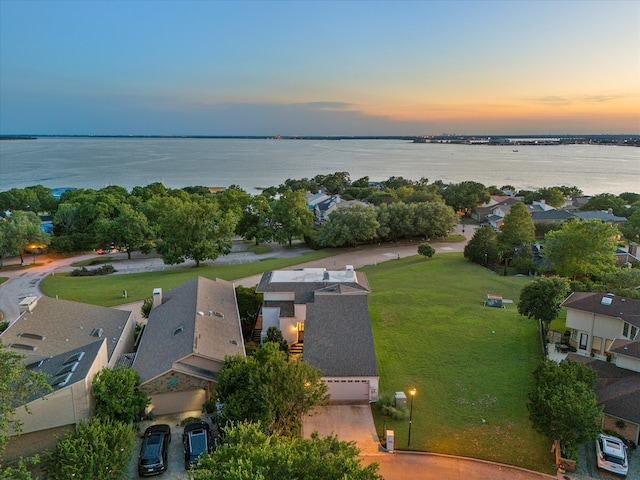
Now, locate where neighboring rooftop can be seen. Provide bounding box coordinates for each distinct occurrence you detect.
[561,292,640,328]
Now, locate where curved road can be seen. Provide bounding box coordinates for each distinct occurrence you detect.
[0,225,560,480]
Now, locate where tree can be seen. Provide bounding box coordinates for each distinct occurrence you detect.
[463,225,500,266]
[236,195,274,245]
[375,202,414,242]
[543,218,619,279]
[92,366,149,423]
[216,343,329,437]
[0,210,47,266]
[43,417,135,480]
[580,193,626,216]
[537,187,566,208]
[265,326,289,357]
[271,189,314,246]
[412,201,458,239]
[619,208,640,243]
[194,422,382,480]
[318,204,379,247]
[156,197,237,266]
[440,181,490,214]
[235,285,263,340]
[527,360,602,453]
[417,243,435,259]
[497,203,535,274]
[517,277,571,332]
[0,342,51,453]
[96,203,152,259]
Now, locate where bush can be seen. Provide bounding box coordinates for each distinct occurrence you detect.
[70,264,116,276]
[0,321,9,334]
[44,418,135,480]
[376,393,408,420]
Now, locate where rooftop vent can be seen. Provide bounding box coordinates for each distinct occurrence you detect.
[26,360,44,370]
[173,325,184,335]
[18,332,45,341]
[90,328,103,338]
[213,311,224,318]
[51,373,72,389]
[55,362,78,376]
[197,311,204,316]
[64,351,85,364]
[601,297,613,306]
[8,343,36,351]
[230,340,238,345]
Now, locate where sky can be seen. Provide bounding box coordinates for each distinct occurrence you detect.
[1,0,639,136]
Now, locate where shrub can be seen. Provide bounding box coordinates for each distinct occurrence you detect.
[376,393,408,420]
[70,264,116,276]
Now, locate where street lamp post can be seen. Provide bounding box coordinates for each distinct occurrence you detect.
[407,388,416,446]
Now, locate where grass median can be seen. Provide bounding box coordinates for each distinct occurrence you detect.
[40,250,335,306]
[363,253,552,473]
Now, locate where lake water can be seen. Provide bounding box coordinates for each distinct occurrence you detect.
[1,137,638,195]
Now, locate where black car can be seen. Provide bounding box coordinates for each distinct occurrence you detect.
[138,424,171,477]
[182,421,213,470]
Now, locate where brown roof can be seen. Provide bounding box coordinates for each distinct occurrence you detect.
[561,292,640,328]
[609,339,640,360]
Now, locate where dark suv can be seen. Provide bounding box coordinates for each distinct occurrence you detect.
[138,424,171,476]
[182,421,213,470]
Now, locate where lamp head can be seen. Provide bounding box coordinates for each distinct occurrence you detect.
[409,388,416,397]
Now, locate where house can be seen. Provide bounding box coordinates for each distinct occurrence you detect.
[133,277,245,415]
[471,197,521,222]
[562,292,639,361]
[562,292,640,443]
[0,296,134,459]
[572,210,628,226]
[255,267,379,404]
[529,209,573,225]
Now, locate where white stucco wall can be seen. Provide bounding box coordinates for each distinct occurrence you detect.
[566,309,624,355]
[615,355,640,373]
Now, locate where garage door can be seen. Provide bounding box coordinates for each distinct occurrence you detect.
[325,379,369,404]
[149,390,207,415]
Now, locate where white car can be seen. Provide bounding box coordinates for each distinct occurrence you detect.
[595,434,628,477]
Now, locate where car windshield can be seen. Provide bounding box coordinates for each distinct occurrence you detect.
[603,453,626,466]
[189,430,208,456]
[141,435,162,460]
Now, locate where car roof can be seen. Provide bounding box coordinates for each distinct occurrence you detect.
[146,424,171,435]
[184,421,210,433]
[600,435,626,457]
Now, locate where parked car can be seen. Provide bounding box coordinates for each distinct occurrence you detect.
[183,421,212,470]
[595,433,628,477]
[138,424,171,477]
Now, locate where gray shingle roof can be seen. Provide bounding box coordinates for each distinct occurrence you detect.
[0,296,132,364]
[573,211,627,223]
[530,210,574,221]
[609,339,640,360]
[562,292,640,328]
[133,277,244,384]
[570,354,640,424]
[304,293,378,377]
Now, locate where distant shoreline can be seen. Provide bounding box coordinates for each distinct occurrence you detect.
[1,134,638,146]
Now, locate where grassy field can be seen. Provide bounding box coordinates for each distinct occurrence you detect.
[40,249,335,306]
[40,248,555,472]
[363,253,554,473]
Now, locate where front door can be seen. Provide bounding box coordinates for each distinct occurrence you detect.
[297,322,304,343]
[579,333,588,351]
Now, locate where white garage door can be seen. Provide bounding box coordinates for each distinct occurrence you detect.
[326,379,370,404]
[149,390,207,415]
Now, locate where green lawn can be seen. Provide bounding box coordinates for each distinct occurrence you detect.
[363,253,554,473]
[40,250,335,306]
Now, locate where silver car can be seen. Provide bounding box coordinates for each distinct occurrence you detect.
[595,434,628,477]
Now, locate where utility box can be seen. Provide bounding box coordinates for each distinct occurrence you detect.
[386,430,394,453]
[394,391,407,409]
[485,294,504,308]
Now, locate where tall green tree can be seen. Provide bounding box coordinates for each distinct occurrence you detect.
[463,225,500,266]
[272,189,314,247]
[194,422,382,480]
[375,202,414,242]
[43,417,135,480]
[236,195,274,245]
[441,181,491,214]
[156,197,237,266]
[412,201,458,239]
[92,367,149,423]
[497,202,535,273]
[527,360,602,452]
[517,277,571,332]
[0,210,47,266]
[0,342,51,453]
[96,203,152,259]
[543,218,619,279]
[619,208,640,243]
[537,187,566,208]
[216,343,329,437]
[318,204,379,247]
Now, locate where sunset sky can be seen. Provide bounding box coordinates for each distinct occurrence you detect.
[1,0,638,136]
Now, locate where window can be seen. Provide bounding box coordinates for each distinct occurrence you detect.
[579,333,588,350]
[623,323,630,337]
[18,332,45,340]
[8,343,36,351]
[632,326,638,341]
[64,351,85,364]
